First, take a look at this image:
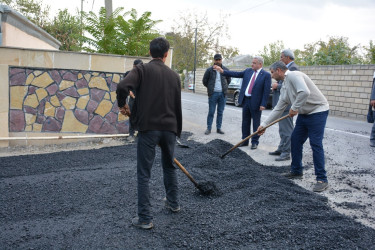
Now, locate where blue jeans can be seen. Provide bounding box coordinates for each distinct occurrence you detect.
[207,92,226,130]
[136,130,178,223]
[291,110,329,182]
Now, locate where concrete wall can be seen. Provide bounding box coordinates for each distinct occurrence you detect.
[193,64,375,120]
[0,4,61,49]
[0,47,152,147]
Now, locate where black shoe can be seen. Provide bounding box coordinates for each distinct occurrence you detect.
[269,150,281,156]
[204,129,211,135]
[275,154,290,161]
[132,217,154,230]
[251,144,258,150]
[217,129,225,134]
[238,142,249,147]
[282,172,303,179]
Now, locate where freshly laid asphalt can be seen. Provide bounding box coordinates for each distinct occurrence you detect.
[1,132,375,249]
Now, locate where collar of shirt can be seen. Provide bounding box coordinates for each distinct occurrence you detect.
[286,61,293,68]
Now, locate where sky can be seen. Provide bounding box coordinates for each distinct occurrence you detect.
[47,0,375,56]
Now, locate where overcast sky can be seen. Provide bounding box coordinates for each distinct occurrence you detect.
[48,0,375,56]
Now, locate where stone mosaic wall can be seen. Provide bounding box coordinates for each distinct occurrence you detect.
[9,67,128,134]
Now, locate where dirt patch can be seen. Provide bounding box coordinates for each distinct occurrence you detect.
[1,133,374,248]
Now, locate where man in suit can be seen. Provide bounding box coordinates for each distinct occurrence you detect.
[269,49,299,161]
[370,72,375,147]
[214,56,271,149]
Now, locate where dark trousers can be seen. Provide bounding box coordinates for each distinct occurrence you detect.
[242,97,262,145]
[291,110,329,182]
[371,110,375,144]
[136,130,178,223]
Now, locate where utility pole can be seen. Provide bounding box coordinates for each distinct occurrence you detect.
[105,0,112,19]
[193,27,197,93]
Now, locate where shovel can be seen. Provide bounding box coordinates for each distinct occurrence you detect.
[220,114,290,159]
[174,158,218,195]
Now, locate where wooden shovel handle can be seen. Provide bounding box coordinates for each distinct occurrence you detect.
[174,158,198,187]
[220,114,290,158]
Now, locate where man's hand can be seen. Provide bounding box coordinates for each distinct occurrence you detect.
[260,106,265,111]
[129,90,135,99]
[371,100,375,108]
[119,104,131,116]
[213,65,224,73]
[257,126,266,136]
[289,109,298,117]
[271,82,278,90]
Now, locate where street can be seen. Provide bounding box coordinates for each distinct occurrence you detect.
[181,91,375,229]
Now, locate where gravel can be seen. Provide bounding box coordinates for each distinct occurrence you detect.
[1,132,375,249]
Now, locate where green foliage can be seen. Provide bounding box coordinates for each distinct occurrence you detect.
[43,9,83,51]
[364,40,375,64]
[258,40,285,66]
[116,9,161,56]
[81,7,123,54]
[81,7,161,56]
[4,0,50,27]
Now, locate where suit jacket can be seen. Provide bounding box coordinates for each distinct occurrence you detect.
[223,68,271,109]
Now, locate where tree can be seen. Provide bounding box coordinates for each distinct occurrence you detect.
[3,0,50,28]
[116,8,161,56]
[43,9,83,51]
[314,36,362,65]
[167,11,239,73]
[81,7,123,54]
[364,40,375,64]
[258,40,285,66]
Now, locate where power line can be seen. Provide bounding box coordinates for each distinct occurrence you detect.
[234,0,274,15]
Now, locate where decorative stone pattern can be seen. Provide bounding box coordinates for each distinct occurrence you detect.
[9,67,128,134]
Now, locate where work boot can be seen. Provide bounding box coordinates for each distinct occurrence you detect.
[282,171,303,179]
[251,143,258,150]
[131,217,153,230]
[217,129,225,134]
[205,129,211,135]
[313,181,329,192]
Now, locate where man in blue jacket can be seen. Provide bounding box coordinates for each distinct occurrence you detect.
[214,56,271,149]
[370,72,375,147]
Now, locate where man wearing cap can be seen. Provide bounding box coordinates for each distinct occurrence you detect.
[202,54,231,135]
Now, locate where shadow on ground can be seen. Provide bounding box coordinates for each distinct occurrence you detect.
[1,132,374,249]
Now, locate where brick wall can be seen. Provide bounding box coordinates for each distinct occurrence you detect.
[193,65,375,120]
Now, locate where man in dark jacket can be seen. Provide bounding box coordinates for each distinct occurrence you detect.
[370,72,375,147]
[116,37,182,230]
[202,54,231,135]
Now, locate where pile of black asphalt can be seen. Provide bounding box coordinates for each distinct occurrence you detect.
[1,132,375,249]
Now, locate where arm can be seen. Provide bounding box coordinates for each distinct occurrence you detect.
[371,78,375,107]
[202,68,210,87]
[116,67,140,115]
[289,74,310,112]
[260,73,272,109]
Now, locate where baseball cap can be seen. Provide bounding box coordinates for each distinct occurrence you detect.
[214,54,222,60]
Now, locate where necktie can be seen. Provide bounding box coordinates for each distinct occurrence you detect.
[248,70,257,95]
